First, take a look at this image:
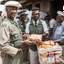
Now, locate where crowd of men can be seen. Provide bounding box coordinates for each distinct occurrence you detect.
[0,1,64,64]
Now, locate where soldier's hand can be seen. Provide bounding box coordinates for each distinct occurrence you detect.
[23,34,30,39]
[22,40,31,44]
[23,40,36,45]
[18,48,22,52]
[29,41,36,45]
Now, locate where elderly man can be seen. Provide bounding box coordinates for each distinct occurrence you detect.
[0,1,30,64]
[53,11,64,63]
[25,7,48,64]
[53,11,64,44]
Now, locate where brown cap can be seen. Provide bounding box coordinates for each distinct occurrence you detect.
[32,7,40,11]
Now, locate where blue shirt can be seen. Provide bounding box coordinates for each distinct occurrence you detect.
[53,21,64,42]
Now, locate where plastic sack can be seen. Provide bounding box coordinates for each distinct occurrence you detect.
[37,44,62,64]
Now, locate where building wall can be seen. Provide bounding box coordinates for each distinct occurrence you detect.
[25,0,50,12]
[20,0,64,18]
[40,0,50,12]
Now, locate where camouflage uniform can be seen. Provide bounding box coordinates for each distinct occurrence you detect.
[0,17,23,64]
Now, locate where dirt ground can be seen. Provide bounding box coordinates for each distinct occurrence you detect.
[0,56,29,64]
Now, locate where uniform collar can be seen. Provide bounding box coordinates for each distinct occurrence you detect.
[30,19,42,26]
[6,17,15,24]
[32,19,39,25]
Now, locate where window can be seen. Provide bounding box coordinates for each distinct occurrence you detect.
[35,3,40,9]
[26,4,32,10]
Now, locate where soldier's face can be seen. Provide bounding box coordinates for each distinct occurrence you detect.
[32,10,40,21]
[20,15,26,21]
[6,6,17,19]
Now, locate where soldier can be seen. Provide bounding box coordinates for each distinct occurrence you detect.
[0,1,30,64]
[18,11,28,34]
[18,11,29,63]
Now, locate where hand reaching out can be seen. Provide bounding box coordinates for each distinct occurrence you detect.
[22,40,36,45]
[18,48,22,52]
[23,34,30,39]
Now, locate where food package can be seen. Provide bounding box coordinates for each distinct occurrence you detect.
[38,41,55,48]
[27,34,42,41]
[37,41,62,64]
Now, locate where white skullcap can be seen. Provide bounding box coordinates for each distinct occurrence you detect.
[57,11,64,16]
[4,1,22,8]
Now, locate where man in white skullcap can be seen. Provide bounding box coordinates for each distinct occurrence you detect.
[53,11,64,62]
[53,11,64,42]
[0,1,31,64]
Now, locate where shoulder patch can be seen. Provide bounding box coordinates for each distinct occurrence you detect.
[1,24,7,27]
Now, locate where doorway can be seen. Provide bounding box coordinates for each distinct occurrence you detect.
[50,0,57,19]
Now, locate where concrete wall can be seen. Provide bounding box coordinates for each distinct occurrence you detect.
[25,0,50,12]
[40,0,50,12]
